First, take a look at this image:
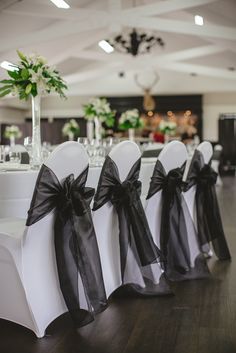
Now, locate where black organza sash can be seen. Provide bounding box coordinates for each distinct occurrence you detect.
[93,156,170,296]
[184,149,231,260]
[147,160,193,276]
[26,164,107,327]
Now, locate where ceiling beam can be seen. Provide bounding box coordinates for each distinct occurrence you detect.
[108,0,122,12]
[48,29,108,65]
[206,37,236,54]
[159,44,225,62]
[71,50,128,63]
[108,0,122,33]
[159,61,236,80]
[124,0,218,17]
[123,16,236,41]
[0,17,108,53]
[0,0,20,11]
[64,62,122,84]
[3,2,106,21]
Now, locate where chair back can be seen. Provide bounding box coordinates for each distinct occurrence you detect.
[93,141,141,297]
[109,140,141,181]
[183,141,213,225]
[45,141,88,181]
[197,141,213,164]
[145,141,187,247]
[158,141,188,174]
[23,142,89,332]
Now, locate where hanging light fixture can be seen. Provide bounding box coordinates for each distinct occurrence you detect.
[106,28,165,56]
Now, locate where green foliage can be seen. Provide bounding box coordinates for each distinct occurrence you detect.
[0,50,67,100]
[62,119,80,137]
[83,98,116,128]
[118,109,144,130]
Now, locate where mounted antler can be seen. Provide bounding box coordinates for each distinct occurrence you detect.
[134,72,160,111]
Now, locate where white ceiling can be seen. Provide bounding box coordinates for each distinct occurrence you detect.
[1,0,236,98]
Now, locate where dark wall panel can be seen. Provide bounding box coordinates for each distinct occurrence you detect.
[219,114,236,171]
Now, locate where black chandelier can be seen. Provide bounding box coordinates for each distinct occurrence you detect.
[107,28,165,56]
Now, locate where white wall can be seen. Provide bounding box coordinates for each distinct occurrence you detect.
[28,96,92,118]
[203,93,236,141]
[0,107,26,123]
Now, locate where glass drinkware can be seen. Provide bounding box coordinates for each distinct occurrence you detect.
[9,151,21,164]
[0,145,6,163]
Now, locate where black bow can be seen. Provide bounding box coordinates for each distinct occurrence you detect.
[110,179,141,207]
[26,164,107,327]
[147,161,192,276]
[184,150,231,260]
[197,164,217,186]
[93,156,169,296]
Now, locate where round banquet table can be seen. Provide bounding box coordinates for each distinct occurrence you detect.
[0,159,155,219]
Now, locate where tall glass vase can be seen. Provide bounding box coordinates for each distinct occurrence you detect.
[68,132,74,141]
[86,120,94,141]
[31,95,42,169]
[164,133,170,144]
[128,128,135,141]
[94,117,102,142]
[9,135,15,147]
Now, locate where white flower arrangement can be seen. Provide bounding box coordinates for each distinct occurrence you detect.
[159,120,177,135]
[4,125,22,139]
[62,119,80,138]
[119,109,144,130]
[83,97,115,127]
[0,50,67,100]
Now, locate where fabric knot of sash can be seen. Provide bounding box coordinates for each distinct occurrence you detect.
[197,164,217,187]
[110,179,141,207]
[58,174,95,217]
[163,168,184,194]
[147,162,184,200]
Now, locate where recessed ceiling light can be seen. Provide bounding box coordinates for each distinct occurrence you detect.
[98,40,114,54]
[49,0,70,9]
[0,61,19,72]
[195,15,204,26]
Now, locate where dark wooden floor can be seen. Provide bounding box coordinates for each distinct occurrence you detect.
[0,177,236,353]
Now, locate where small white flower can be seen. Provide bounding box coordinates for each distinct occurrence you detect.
[89,98,112,117]
[62,119,80,136]
[159,120,177,133]
[119,109,140,128]
[4,125,22,138]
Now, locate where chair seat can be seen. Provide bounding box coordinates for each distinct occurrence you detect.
[0,218,25,238]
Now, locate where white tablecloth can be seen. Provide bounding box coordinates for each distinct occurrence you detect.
[0,160,155,219]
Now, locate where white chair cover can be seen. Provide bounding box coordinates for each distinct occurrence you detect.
[146,141,209,280]
[146,141,187,248]
[182,141,213,252]
[0,142,97,337]
[183,141,230,260]
[93,141,170,298]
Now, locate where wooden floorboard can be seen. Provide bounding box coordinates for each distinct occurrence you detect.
[0,176,236,353]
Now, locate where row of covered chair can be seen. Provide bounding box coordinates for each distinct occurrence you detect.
[0,140,230,337]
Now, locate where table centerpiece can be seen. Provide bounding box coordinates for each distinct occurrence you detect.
[4,125,22,146]
[159,120,177,143]
[62,119,80,141]
[118,108,144,140]
[83,97,115,141]
[0,50,67,169]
